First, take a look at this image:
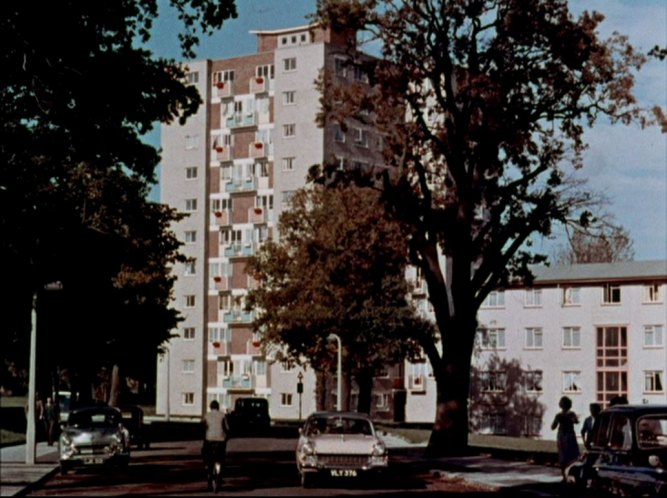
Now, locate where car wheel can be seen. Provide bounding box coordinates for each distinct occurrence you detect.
[59,462,69,475]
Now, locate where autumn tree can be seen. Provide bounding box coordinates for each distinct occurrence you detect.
[0,1,237,399]
[246,185,432,413]
[314,0,665,454]
[553,215,635,264]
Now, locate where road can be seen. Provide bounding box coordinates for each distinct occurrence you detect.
[26,433,572,496]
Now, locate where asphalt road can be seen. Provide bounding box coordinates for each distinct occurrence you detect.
[25,434,573,497]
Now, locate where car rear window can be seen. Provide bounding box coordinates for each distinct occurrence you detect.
[637,415,667,449]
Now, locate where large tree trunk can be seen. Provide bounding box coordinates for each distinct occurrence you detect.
[427,315,477,456]
[355,368,374,414]
[108,364,121,407]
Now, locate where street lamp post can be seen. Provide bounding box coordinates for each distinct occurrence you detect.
[297,371,304,422]
[327,334,342,412]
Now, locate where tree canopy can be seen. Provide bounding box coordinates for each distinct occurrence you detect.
[314,0,665,454]
[246,185,433,412]
[0,1,237,399]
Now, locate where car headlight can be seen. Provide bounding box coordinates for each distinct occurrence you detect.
[299,440,315,456]
[371,440,386,457]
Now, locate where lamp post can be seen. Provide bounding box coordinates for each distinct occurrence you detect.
[327,334,342,411]
[297,371,304,422]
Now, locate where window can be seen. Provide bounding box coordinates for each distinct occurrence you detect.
[182,359,195,373]
[563,371,582,393]
[353,128,369,147]
[280,393,293,407]
[562,326,581,349]
[480,371,507,392]
[185,199,197,212]
[524,370,543,393]
[374,393,390,410]
[480,413,505,434]
[480,327,506,349]
[184,259,196,276]
[256,64,274,79]
[353,64,368,83]
[644,371,664,393]
[185,167,198,179]
[644,325,664,347]
[185,134,199,149]
[212,70,235,84]
[185,72,199,84]
[563,287,580,305]
[183,392,195,406]
[283,57,296,71]
[524,289,542,307]
[603,284,621,304]
[281,157,295,171]
[645,283,662,303]
[483,291,505,308]
[334,124,346,143]
[283,123,295,137]
[282,191,295,208]
[184,231,196,244]
[525,327,543,349]
[185,295,196,308]
[221,164,232,181]
[334,57,347,77]
[183,327,195,340]
[282,90,295,105]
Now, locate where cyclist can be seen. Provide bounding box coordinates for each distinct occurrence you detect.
[202,400,230,491]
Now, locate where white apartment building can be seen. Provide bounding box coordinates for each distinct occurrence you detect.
[157,24,385,419]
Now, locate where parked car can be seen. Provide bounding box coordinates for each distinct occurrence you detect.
[227,397,271,435]
[119,405,150,450]
[58,406,130,474]
[566,404,667,497]
[296,411,388,488]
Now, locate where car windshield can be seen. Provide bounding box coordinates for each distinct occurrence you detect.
[637,415,667,449]
[69,410,120,428]
[306,416,372,436]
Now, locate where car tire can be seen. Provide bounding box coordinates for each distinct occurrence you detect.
[301,472,315,488]
[59,462,69,475]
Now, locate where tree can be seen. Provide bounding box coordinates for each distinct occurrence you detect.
[246,185,433,413]
[553,215,635,264]
[0,1,237,398]
[314,0,665,454]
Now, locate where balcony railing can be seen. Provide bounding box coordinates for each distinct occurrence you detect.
[214,81,233,99]
[222,309,254,324]
[225,177,257,194]
[211,276,230,292]
[223,242,256,259]
[225,113,256,129]
[248,206,267,224]
[221,375,254,390]
[212,210,230,226]
[209,341,231,356]
[249,142,267,159]
[408,375,426,392]
[213,145,232,162]
[249,76,268,94]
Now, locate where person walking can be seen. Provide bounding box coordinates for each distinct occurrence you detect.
[44,397,59,446]
[580,402,601,449]
[202,400,230,491]
[551,396,580,481]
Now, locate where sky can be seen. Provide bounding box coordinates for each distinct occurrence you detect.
[147,0,666,262]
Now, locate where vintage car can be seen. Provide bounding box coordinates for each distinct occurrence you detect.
[296,411,388,488]
[58,406,130,474]
[566,404,667,497]
[227,397,271,435]
[119,405,150,450]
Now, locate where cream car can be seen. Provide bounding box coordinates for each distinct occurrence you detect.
[296,411,388,488]
[58,406,130,474]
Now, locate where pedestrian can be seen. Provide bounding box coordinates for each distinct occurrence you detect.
[202,400,230,491]
[580,402,601,449]
[44,396,59,446]
[25,392,46,441]
[551,396,580,481]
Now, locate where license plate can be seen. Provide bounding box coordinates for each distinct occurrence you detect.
[84,457,104,465]
[330,469,357,477]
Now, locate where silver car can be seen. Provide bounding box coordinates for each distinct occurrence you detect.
[296,411,388,487]
[58,406,130,474]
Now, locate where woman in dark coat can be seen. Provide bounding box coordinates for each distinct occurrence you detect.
[551,396,580,481]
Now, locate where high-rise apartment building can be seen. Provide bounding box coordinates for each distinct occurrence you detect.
[157,24,384,418]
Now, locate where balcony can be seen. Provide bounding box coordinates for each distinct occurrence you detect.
[246,339,262,356]
[214,81,233,99]
[249,142,267,159]
[221,374,254,391]
[248,206,267,224]
[225,177,257,194]
[212,210,230,226]
[209,340,231,357]
[211,276,230,292]
[249,76,268,94]
[222,309,254,324]
[213,145,232,162]
[225,112,256,129]
[408,375,426,392]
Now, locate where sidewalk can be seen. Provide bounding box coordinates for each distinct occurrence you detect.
[0,443,59,497]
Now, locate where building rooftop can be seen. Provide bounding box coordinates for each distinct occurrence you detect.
[531,260,667,285]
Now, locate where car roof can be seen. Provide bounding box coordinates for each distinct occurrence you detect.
[70,405,121,415]
[602,405,667,416]
[306,411,372,420]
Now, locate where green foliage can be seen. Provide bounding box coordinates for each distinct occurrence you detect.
[0,1,236,397]
[246,185,433,380]
[315,0,663,453]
